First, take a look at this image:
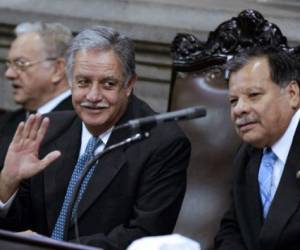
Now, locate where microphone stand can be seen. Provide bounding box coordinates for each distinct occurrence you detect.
[63,131,151,242]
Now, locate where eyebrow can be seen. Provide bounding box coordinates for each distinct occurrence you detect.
[7,57,27,61]
[100,76,119,82]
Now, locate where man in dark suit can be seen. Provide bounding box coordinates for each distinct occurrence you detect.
[0,21,73,167]
[0,26,191,250]
[215,47,300,250]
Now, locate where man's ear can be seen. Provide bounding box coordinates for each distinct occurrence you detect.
[286,80,300,109]
[125,74,137,97]
[51,58,66,84]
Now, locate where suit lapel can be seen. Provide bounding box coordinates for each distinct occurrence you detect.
[75,146,127,220]
[0,109,26,131]
[73,99,135,222]
[52,96,73,111]
[44,118,82,232]
[236,147,263,249]
[260,124,300,248]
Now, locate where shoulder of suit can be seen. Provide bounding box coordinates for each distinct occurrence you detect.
[53,95,74,111]
[0,109,26,120]
[41,110,79,143]
[233,143,260,172]
[0,109,26,132]
[43,110,77,124]
[128,95,156,117]
[43,110,78,133]
[130,95,189,141]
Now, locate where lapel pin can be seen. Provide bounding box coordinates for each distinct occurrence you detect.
[296,170,300,179]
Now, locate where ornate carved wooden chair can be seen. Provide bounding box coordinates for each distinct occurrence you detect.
[169,9,300,250]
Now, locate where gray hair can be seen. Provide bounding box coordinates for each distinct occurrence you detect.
[65,26,136,86]
[15,21,72,58]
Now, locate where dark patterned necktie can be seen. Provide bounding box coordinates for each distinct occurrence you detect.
[51,136,101,240]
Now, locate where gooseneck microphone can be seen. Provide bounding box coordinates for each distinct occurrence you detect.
[115,106,207,131]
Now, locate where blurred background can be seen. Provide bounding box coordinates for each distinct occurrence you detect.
[0,0,299,112]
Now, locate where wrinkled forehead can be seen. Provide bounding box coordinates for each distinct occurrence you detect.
[9,32,47,59]
[72,49,124,79]
[73,48,126,76]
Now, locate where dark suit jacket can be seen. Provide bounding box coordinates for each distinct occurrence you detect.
[0,95,73,168]
[0,108,6,117]
[215,122,300,250]
[0,95,191,250]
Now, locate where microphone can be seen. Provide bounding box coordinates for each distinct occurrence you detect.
[115,106,206,131]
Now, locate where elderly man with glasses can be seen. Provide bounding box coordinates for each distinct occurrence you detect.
[0,21,73,170]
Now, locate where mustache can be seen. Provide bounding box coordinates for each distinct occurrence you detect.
[12,82,22,88]
[235,114,258,127]
[80,101,110,109]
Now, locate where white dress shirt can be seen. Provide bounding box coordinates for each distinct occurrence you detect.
[80,122,112,157]
[26,89,71,116]
[268,108,300,201]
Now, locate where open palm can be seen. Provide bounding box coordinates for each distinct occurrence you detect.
[1,114,61,196]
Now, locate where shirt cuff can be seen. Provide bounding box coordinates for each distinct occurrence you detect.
[0,191,17,217]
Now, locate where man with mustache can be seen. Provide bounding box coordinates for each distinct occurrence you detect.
[215,47,300,250]
[0,26,191,250]
[0,21,73,168]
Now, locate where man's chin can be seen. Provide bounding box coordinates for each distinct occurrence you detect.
[14,98,26,106]
[84,121,111,136]
[81,114,110,129]
[83,117,106,127]
[240,134,265,148]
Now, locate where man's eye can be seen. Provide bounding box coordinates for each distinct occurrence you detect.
[76,79,89,86]
[249,92,261,98]
[229,98,237,106]
[15,60,28,67]
[103,81,117,88]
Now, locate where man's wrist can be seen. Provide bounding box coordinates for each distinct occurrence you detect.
[0,171,19,203]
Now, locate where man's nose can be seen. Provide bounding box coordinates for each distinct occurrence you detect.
[232,98,250,117]
[5,65,19,80]
[86,84,103,102]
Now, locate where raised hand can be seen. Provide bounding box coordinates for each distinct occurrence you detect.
[0,114,61,202]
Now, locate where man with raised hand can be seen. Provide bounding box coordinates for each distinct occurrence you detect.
[0,22,73,169]
[0,26,191,250]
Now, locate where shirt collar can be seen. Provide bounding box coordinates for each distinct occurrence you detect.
[37,89,71,114]
[80,122,113,156]
[271,108,300,164]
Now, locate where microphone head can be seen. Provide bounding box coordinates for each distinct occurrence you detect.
[114,105,207,132]
[190,106,207,118]
[169,106,206,122]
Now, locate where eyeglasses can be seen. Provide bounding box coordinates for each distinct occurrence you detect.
[5,57,57,72]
